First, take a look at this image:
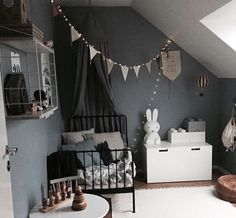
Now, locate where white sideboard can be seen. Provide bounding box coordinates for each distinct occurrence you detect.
[143,141,212,183]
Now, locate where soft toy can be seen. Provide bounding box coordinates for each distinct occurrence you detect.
[144,109,161,145]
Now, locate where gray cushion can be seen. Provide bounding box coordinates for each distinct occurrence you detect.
[61,138,103,167]
[61,128,94,144]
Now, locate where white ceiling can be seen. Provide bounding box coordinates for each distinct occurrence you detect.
[60,0,236,78]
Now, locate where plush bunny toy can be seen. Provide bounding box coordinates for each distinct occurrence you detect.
[144,109,161,145]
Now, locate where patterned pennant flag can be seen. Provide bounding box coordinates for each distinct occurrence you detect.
[146,61,152,74]
[161,50,181,81]
[89,45,98,61]
[121,65,129,81]
[106,59,114,75]
[71,27,81,42]
[133,66,140,78]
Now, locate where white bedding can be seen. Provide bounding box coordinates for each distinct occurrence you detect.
[77,157,136,189]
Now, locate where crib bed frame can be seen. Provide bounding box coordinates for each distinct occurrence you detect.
[69,114,136,213]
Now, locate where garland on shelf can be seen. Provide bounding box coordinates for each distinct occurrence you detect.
[50,0,172,81]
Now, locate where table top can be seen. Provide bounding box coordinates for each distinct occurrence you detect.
[29,194,109,218]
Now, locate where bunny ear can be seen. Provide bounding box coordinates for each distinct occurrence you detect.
[152,109,158,121]
[146,109,152,121]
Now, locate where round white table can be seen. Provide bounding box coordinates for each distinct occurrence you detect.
[29,194,109,218]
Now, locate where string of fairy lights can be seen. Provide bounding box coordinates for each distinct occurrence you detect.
[50,0,172,81]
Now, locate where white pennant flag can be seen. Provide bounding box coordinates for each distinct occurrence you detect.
[121,65,129,81]
[71,27,81,42]
[89,45,98,61]
[146,61,152,74]
[106,59,114,75]
[133,66,140,78]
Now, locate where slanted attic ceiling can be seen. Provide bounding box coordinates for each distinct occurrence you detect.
[60,0,236,78]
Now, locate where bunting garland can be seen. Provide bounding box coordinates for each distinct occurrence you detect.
[106,59,114,75]
[51,0,173,81]
[89,45,99,60]
[134,66,141,78]
[121,65,129,81]
[146,61,152,74]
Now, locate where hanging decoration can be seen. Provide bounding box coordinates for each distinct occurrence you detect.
[196,75,208,96]
[161,50,181,81]
[71,27,81,42]
[106,59,114,75]
[50,0,173,82]
[146,61,152,74]
[134,66,141,78]
[121,65,129,81]
[89,45,99,61]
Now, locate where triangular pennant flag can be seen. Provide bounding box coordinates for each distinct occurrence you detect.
[121,65,129,81]
[106,59,114,75]
[71,27,81,42]
[133,66,140,78]
[89,45,98,61]
[146,61,152,74]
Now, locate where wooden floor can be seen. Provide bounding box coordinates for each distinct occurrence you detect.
[134,168,224,189]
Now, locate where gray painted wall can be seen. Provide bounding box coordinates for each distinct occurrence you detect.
[57,7,220,168]
[3,1,64,218]
[219,79,236,173]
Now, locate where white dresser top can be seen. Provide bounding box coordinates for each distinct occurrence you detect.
[145,140,212,149]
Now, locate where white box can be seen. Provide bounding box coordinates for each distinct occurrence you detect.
[184,120,206,132]
[168,131,205,143]
[143,141,212,183]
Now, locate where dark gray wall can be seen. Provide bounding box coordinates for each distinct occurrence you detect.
[58,7,220,168]
[4,1,64,218]
[219,79,236,173]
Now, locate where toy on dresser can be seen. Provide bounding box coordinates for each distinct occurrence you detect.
[144,109,161,145]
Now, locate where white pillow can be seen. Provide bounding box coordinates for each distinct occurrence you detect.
[62,128,95,144]
[86,132,124,159]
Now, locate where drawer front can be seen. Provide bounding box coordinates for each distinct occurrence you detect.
[146,146,212,183]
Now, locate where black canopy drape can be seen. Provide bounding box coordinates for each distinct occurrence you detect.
[70,10,118,121]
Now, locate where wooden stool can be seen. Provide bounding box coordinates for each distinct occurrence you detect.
[215,175,236,202]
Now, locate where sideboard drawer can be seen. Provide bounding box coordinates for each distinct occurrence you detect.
[144,142,212,183]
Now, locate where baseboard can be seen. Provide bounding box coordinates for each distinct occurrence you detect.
[138,165,231,176]
[212,165,231,175]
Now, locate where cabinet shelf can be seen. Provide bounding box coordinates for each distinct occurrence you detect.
[0,37,53,53]
[0,36,58,120]
[6,106,58,120]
